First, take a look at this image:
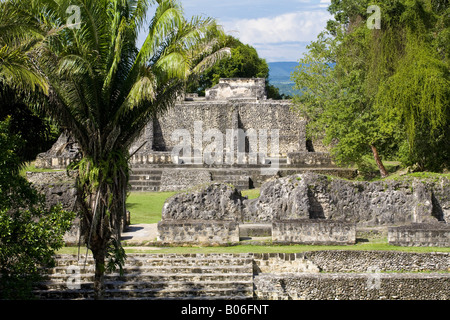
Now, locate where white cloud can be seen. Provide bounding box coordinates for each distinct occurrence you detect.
[319,0,332,8]
[253,42,311,62]
[221,10,332,61]
[223,11,331,44]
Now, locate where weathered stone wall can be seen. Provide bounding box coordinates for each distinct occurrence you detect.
[254,251,450,273]
[149,99,306,157]
[272,220,356,245]
[161,183,244,221]
[129,152,174,166]
[156,220,240,246]
[35,133,80,169]
[206,78,267,101]
[237,101,307,155]
[287,152,335,167]
[252,251,450,300]
[26,171,82,245]
[159,169,212,192]
[388,223,450,247]
[158,183,244,245]
[253,273,450,300]
[243,172,450,226]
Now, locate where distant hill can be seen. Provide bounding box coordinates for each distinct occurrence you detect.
[268,62,298,97]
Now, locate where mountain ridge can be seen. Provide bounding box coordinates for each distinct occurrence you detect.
[268,61,298,97]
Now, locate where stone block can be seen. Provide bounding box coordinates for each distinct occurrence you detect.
[156,220,240,246]
[388,223,450,247]
[287,152,336,167]
[272,219,356,245]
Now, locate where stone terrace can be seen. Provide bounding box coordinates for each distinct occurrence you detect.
[33,251,450,300]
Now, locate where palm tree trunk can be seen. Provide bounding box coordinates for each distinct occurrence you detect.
[79,164,128,300]
[370,144,389,178]
[92,245,106,300]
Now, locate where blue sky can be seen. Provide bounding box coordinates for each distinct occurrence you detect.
[140,0,333,62]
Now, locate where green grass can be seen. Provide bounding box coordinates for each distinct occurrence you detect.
[19,161,64,177]
[58,241,450,255]
[126,192,178,224]
[241,188,261,200]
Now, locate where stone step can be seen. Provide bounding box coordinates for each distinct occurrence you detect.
[36,253,254,300]
[33,287,254,300]
[130,186,160,192]
[130,169,163,175]
[47,265,253,275]
[38,276,253,289]
[53,255,254,266]
[129,174,161,182]
[129,181,162,186]
[37,254,254,300]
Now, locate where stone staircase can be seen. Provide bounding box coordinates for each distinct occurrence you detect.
[210,170,252,190]
[34,254,254,300]
[129,169,163,192]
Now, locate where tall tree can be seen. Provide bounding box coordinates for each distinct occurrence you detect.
[292,0,449,176]
[13,0,228,299]
[188,35,283,99]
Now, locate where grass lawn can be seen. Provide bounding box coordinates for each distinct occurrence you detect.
[126,192,178,224]
[58,241,450,255]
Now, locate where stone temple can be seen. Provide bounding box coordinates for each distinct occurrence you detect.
[36,78,356,191]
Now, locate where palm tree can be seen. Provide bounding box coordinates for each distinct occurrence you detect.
[14,0,229,299]
[0,1,49,96]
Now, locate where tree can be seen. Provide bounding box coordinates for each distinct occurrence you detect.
[292,0,449,176]
[292,29,392,177]
[373,0,450,171]
[0,119,74,299]
[12,0,228,299]
[0,0,48,94]
[0,1,60,162]
[188,35,284,99]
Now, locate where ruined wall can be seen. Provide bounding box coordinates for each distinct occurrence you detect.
[272,220,356,245]
[142,99,306,157]
[254,273,450,300]
[206,78,267,101]
[26,172,82,246]
[252,251,450,274]
[161,183,244,221]
[159,169,212,192]
[156,220,240,246]
[253,251,450,300]
[243,172,450,226]
[36,79,312,169]
[388,223,450,247]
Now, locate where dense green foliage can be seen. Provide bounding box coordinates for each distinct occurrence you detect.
[0,94,59,162]
[187,36,285,99]
[292,0,449,174]
[0,119,74,299]
[0,1,60,162]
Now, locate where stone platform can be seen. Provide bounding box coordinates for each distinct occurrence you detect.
[33,251,450,300]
